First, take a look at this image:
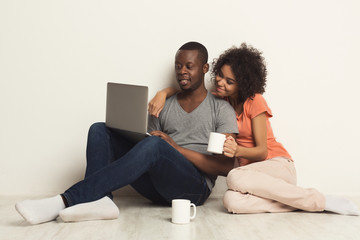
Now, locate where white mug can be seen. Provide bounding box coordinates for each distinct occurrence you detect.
[207,132,226,154]
[171,199,196,224]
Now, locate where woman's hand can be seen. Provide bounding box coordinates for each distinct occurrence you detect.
[223,136,238,158]
[148,91,167,118]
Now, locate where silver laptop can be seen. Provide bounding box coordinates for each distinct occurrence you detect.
[105,82,150,142]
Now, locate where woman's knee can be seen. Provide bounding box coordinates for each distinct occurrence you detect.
[226,168,244,191]
[223,190,248,214]
[223,190,236,212]
[226,168,251,191]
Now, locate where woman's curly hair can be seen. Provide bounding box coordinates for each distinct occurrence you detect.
[211,43,267,103]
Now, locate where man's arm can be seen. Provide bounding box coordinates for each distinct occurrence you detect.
[151,131,236,176]
[177,145,235,176]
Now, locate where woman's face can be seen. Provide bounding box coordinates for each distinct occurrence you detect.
[214,64,238,99]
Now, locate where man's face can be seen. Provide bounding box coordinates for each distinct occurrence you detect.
[174,50,207,91]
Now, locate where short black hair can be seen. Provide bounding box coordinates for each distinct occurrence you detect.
[178,41,208,65]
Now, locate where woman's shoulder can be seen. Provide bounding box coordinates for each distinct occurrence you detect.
[244,94,272,118]
[244,93,266,106]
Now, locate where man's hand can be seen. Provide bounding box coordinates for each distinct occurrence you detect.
[150,131,179,150]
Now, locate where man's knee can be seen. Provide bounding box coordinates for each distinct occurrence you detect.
[140,136,168,151]
[89,122,107,134]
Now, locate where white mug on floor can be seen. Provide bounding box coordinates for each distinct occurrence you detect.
[171,199,196,224]
[207,132,226,154]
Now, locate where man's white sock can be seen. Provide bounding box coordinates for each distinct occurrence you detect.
[15,195,65,224]
[59,196,119,222]
[324,195,360,216]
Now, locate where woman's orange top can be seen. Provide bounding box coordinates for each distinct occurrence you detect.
[234,94,292,166]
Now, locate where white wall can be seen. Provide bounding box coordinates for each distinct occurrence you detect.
[1,0,359,197]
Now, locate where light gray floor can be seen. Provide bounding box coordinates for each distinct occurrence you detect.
[1,195,360,240]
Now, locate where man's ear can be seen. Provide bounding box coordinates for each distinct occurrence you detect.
[203,63,209,74]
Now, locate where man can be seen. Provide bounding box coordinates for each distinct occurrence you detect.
[15,42,238,225]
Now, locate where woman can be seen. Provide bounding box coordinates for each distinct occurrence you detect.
[148,43,359,215]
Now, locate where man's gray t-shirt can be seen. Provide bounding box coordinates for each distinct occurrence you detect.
[147,91,238,189]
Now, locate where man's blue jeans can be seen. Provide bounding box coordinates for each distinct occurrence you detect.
[62,123,211,206]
